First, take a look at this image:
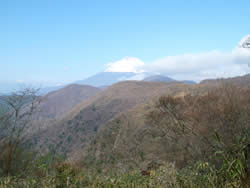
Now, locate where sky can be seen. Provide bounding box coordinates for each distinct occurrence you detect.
[1,0,250,87]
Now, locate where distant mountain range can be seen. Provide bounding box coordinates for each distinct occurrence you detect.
[30,72,197,95]
[75,72,196,87]
[0,72,195,95]
[143,75,195,84]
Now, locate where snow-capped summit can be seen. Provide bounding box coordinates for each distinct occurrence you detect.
[238,34,250,49]
[105,57,145,73]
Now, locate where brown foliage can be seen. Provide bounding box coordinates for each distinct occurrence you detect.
[147,84,250,167]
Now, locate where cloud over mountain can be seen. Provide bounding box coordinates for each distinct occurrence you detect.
[105,35,250,82]
[145,49,249,81]
[105,57,145,73]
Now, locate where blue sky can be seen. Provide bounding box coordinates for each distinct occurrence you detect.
[1,0,250,85]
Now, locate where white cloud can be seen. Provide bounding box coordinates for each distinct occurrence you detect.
[143,35,250,82]
[105,57,145,73]
[104,35,250,82]
[144,48,250,82]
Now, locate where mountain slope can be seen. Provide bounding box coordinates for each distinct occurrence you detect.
[36,84,101,120]
[144,75,196,84]
[29,81,195,157]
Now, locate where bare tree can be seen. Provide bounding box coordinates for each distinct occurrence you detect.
[0,88,41,176]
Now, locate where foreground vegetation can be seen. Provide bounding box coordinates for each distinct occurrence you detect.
[0,159,249,187]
